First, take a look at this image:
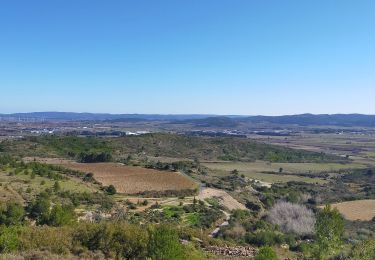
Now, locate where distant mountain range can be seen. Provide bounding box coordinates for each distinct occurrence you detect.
[1,112,375,127]
[242,114,375,127]
[173,114,375,127]
[0,112,215,121]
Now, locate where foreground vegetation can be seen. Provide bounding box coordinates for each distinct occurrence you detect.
[0,223,205,259]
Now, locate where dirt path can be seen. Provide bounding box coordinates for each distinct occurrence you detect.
[209,210,231,237]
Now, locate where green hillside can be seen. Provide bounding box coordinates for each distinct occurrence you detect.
[2,133,343,163]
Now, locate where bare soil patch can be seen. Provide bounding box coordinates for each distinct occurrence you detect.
[198,188,246,211]
[330,200,375,221]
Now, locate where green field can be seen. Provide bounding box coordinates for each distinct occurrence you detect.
[201,161,368,184]
[255,133,375,158]
[202,161,366,174]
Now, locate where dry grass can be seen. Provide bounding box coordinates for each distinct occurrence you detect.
[330,200,375,221]
[44,160,197,194]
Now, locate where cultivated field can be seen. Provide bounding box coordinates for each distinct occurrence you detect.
[330,200,375,221]
[254,133,375,163]
[44,160,198,194]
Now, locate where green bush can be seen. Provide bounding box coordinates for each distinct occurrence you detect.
[349,238,375,260]
[28,193,52,225]
[48,204,76,227]
[254,246,278,260]
[314,205,345,259]
[148,225,186,260]
[0,226,21,253]
[0,222,205,258]
[0,202,25,226]
[28,193,76,226]
[245,230,284,246]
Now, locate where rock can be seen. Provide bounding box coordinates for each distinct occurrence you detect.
[203,245,257,257]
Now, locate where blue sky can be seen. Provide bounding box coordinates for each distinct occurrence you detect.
[0,1,374,115]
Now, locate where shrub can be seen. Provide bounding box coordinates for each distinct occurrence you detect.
[105,185,117,195]
[254,246,278,260]
[267,201,315,236]
[349,238,375,260]
[19,226,72,254]
[83,173,95,182]
[53,181,61,192]
[28,193,51,225]
[148,225,185,260]
[260,194,275,208]
[74,222,149,259]
[0,226,21,253]
[48,204,76,227]
[245,230,284,246]
[0,202,25,226]
[0,221,204,258]
[222,223,246,241]
[245,200,262,212]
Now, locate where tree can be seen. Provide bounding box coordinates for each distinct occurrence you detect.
[77,151,112,163]
[231,169,239,176]
[106,185,117,195]
[254,246,278,260]
[314,205,344,259]
[83,172,95,182]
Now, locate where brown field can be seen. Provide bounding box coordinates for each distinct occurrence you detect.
[330,200,375,221]
[32,158,198,194]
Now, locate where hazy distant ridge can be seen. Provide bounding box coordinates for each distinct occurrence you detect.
[242,114,375,127]
[0,112,215,121]
[1,112,375,127]
[173,113,375,127]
